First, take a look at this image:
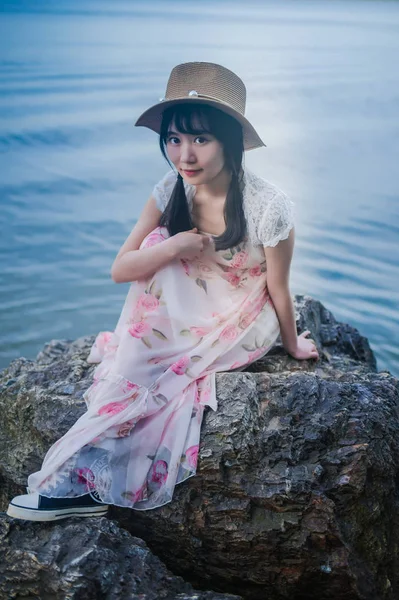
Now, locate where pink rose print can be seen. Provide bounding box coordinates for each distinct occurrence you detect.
[128,321,152,338]
[211,312,226,327]
[91,434,104,444]
[226,272,241,287]
[90,331,114,361]
[99,331,112,344]
[231,251,248,269]
[74,467,95,490]
[255,296,267,311]
[151,460,168,484]
[198,385,211,405]
[123,381,139,394]
[181,259,190,276]
[137,293,160,312]
[220,325,239,342]
[248,348,267,363]
[243,295,267,321]
[249,265,262,277]
[171,355,190,375]
[198,262,213,277]
[132,483,147,502]
[144,232,164,247]
[239,313,255,329]
[190,326,211,337]
[117,419,136,437]
[230,360,245,370]
[98,401,129,416]
[185,445,199,469]
[123,483,148,503]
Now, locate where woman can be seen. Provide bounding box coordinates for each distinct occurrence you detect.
[7,62,319,521]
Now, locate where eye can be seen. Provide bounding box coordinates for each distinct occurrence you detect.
[194,136,208,144]
[167,136,180,145]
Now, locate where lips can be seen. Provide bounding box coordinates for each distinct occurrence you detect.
[182,169,202,176]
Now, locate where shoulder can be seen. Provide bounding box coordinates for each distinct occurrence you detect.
[242,168,291,206]
[152,169,195,211]
[242,168,295,247]
[152,170,176,211]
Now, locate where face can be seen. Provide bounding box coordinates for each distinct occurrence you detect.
[166,117,229,185]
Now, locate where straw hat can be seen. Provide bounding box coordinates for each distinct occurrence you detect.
[135,62,266,151]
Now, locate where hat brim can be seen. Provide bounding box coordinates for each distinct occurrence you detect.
[134,97,266,151]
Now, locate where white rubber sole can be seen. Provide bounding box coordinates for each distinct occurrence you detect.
[7,502,109,522]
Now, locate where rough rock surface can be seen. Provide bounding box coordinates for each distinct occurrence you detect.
[1,295,398,600]
[0,515,240,599]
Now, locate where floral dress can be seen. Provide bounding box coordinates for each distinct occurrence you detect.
[27,168,295,510]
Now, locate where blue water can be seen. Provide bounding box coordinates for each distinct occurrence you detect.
[1,0,398,376]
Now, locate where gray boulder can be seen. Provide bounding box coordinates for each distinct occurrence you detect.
[0,515,240,599]
[1,295,398,599]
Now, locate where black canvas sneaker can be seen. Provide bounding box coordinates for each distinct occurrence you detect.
[7,488,109,522]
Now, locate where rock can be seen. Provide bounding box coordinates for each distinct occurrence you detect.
[1,295,398,599]
[116,370,399,600]
[249,295,377,376]
[0,515,240,599]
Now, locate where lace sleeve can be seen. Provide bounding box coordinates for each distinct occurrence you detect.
[152,170,177,211]
[257,189,295,247]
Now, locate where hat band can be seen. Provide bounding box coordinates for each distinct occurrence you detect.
[162,92,244,116]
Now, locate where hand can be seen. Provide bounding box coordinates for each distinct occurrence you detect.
[170,228,213,260]
[288,330,320,361]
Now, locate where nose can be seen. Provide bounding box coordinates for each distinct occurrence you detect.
[179,141,197,165]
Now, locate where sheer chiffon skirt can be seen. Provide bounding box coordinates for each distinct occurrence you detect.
[27,227,280,510]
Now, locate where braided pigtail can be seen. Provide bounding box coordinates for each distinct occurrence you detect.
[214,165,246,251]
[159,172,193,236]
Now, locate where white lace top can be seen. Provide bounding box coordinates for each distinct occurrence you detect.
[152,167,295,247]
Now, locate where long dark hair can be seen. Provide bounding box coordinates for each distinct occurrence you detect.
[158,103,246,251]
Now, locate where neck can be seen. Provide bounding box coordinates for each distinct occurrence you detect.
[195,166,232,200]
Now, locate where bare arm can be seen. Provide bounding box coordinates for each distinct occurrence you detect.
[111,196,211,284]
[264,228,319,360]
[263,228,298,354]
[111,196,178,283]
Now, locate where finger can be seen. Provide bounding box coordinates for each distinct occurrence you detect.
[201,239,212,251]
